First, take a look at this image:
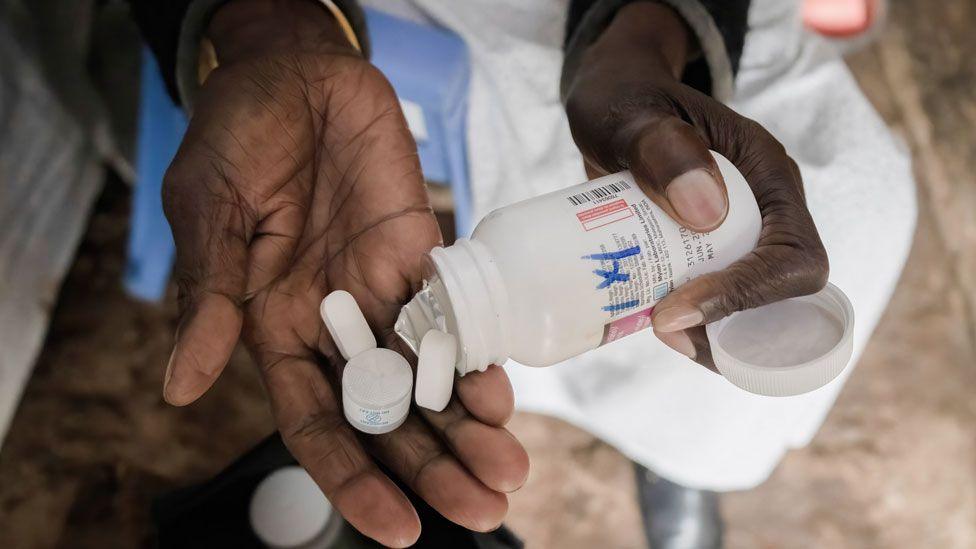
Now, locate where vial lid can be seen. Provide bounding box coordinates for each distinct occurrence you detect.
[342,348,412,434]
[415,329,457,412]
[705,282,855,397]
[249,466,332,548]
[321,290,377,360]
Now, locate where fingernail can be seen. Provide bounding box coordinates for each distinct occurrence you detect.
[393,533,421,549]
[653,305,704,332]
[666,169,728,230]
[163,347,187,405]
[163,346,176,394]
[656,330,697,359]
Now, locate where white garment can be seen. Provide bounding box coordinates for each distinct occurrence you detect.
[363,0,916,491]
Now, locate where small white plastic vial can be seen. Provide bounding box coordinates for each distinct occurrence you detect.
[341,348,412,434]
[249,466,343,548]
[397,152,854,406]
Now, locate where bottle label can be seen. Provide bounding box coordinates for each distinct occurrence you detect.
[564,174,719,346]
[601,306,655,345]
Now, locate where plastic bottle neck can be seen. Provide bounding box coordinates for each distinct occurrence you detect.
[428,238,510,375]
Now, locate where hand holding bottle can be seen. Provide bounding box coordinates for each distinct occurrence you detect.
[564,2,829,369]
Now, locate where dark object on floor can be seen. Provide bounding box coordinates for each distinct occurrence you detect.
[153,433,523,549]
[635,463,723,549]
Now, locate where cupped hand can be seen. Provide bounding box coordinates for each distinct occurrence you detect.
[160,1,527,545]
[565,3,828,369]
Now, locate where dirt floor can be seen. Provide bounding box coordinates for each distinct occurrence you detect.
[2,1,975,548]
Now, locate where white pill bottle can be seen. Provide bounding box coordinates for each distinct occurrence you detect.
[397,152,854,404]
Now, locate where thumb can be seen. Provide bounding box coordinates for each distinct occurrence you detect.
[161,164,252,406]
[624,114,728,232]
[652,244,829,334]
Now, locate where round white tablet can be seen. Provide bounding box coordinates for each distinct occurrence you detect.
[320,290,377,360]
[415,329,457,412]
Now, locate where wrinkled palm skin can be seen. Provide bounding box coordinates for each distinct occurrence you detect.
[162,46,526,548]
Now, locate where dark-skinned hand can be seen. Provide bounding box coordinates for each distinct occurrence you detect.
[160,1,527,545]
[565,3,829,369]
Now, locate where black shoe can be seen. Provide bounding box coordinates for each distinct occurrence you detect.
[634,463,723,549]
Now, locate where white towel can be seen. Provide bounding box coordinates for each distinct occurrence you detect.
[363,0,916,490]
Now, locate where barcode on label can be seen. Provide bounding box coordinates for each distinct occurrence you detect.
[567,180,632,206]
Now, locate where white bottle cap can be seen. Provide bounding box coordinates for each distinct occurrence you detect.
[706,283,855,397]
[249,466,332,548]
[321,290,377,360]
[342,348,413,434]
[415,329,457,412]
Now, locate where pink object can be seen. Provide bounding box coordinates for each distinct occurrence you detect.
[602,307,655,345]
[803,0,877,37]
[576,199,633,231]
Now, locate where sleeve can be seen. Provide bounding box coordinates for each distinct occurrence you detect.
[561,0,751,103]
[127,0,369,109]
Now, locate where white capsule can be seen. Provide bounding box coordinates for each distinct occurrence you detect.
[342,348,413,434]
[320,290,377,360]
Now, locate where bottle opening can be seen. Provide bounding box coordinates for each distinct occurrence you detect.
[394,277,444,357]
[396,239,510,377]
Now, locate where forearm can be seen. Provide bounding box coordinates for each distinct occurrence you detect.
[562,0,751,102]
[127,0,368,104]
[578,2,694,82]
[207,0,353,64]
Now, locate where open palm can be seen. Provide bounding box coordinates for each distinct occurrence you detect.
[161,50,527,546]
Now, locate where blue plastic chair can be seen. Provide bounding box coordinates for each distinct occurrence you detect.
[366,8,473,234]
[124,10,472,301]
[123,48,187,301]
